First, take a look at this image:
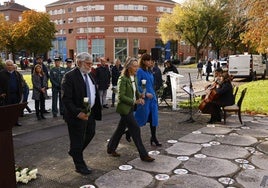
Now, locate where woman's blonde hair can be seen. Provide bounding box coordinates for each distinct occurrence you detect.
[33,64,44,76]
[121,57,137,77]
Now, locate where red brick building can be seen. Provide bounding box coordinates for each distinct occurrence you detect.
[0,0,29,22]
[46,0,177,62]
[0,0,30,59]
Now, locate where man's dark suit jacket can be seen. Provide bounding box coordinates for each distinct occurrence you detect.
[0,70,23,105]
[61,67,102,121]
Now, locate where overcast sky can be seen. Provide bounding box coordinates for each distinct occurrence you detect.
[0,0,185,12]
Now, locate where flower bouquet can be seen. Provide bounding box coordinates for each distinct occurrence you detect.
[82,97,91,116]
[15,166,38,184]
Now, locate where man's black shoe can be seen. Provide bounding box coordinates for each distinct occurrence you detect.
[75,165,91,175]
[15,122,22,126]
[103,105,109,109]
[44,110,50,113]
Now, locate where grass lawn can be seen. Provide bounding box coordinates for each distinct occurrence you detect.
[237,79,268,115]
[180,79,268,115]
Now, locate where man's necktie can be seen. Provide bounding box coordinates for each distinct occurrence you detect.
[84,74,91,98]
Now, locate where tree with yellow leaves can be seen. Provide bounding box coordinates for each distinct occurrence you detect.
[14,10,57,57]
[241,0,268,53]
[0,15,18,62]
[158,0,229,62]
[0,11,56,61]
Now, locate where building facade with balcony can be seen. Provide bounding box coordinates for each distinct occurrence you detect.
[46,0,176,62]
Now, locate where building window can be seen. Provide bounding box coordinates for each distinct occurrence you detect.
[68,29,73,34]
[114,27,147,33]
[92,39,105,62]
[67,7,73,13]
[114,4,147,11]
[114,16,147,22]
[156,6,172,13]
[76,16,104,23]
[76,5,105,12]
[76,27,104,34]
[57,29,66,35]
[115,39,128,63]
[68,18,74,23]
[76,39,88,54]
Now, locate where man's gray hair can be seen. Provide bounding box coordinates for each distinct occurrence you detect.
[5,59,14,64]
[76,52,93,64]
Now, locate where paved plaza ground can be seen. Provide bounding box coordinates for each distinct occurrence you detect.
[11,69,268,188]
[13,100,268,188]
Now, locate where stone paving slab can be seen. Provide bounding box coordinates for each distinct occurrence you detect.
[223,115,254,126]
[128,155,181,174]
[165,142,202,156]
[161,174,224,188]
[257,118,268,124]
[244,121,268,129]
[178,133,215,144]
[239,115,255,122]
[216,135,258,146]
[198,126,233,135]
[184,157,239,177]
[257,141,268,154]
[216,122,242,128]
[250,153,268,170]
[237,129,268,138]
[201,145,249,159]
[236,169,268,188]
[95,169,154,188]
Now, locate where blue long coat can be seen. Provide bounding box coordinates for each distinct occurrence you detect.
[134,68,158,127]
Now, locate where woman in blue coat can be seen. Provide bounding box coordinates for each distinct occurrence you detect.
[134,54,161,146]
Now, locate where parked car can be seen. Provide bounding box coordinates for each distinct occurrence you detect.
[182,56,196,65]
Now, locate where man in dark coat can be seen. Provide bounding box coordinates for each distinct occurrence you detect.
[61,52,102,175]
[111,58,123,107]
[0,60,23,126]
[95,57,111,108]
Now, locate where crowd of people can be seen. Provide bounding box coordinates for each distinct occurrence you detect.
[0,53,236,175]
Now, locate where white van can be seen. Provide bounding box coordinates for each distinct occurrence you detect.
[228,54,266,80]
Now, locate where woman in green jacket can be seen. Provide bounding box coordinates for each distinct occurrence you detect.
[107,57,155,162]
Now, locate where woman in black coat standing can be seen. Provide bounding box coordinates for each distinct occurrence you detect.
[32,64,48,120]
